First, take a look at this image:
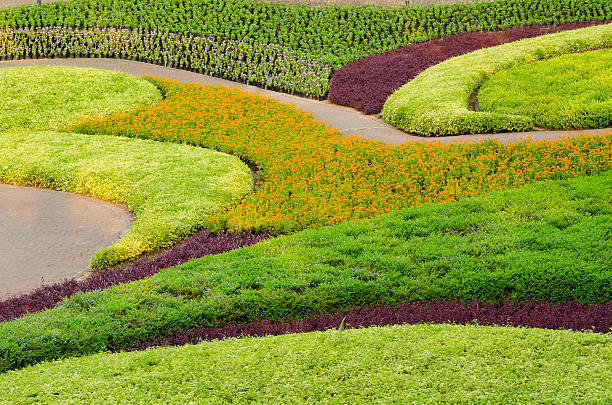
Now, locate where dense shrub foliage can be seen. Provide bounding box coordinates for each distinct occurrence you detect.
[0,27,331,97]
[382,23,612,135]
[0,230,268,323]
[0,130,252,268]
[126,300,612,351]
[0,171,610,372]
[479,48,612,130]
[2,324,610,403]
[72,77,612,233]
[329,21,602,115]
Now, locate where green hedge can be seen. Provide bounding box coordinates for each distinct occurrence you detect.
[382,23,612,136]
[0,131,252,268]
[0,169,609,372]
[1,0,609,68]
[1,324,610,403]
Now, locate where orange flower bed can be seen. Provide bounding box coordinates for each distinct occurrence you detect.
[70,77,612,233]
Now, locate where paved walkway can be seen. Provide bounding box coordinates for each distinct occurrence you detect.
[0,184,132,299]
[1,58,609,145]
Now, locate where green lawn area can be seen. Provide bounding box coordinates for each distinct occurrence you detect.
[0,323,609,404]
[0,169,609,373]
[478,48,612,130]
[0,66,161,131]
[0,131,252,268]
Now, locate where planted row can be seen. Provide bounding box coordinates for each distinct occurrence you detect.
[1,169,610,372]
[1,0,609,68]
[72,77,612,233]
[0,26,331,97]
[329,21,603,115]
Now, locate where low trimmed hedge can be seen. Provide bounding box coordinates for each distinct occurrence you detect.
[0,170,610,372]
[382,23,612,136]
[0,26,332,97]
[0,131,252,268]
[1,324,610,403]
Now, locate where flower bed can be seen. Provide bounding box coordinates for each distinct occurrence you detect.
[0,26,332,97]
[328,21,603,115]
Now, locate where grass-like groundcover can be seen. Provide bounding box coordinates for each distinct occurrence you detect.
[0,131,252,269]
[479,48,612,130]
[0,169,609,372]
[0,66,161,131]
[382,23,612,136]
[1,324,610,403]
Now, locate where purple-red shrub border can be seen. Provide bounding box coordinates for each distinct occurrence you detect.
[124,299,612,352]
[0,230,269,323]
[328,21,606,115]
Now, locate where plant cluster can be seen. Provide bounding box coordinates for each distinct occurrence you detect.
[329,21,602,115]
[382,23,612,135]
[479,48,612,130]
[1,324,610,403]
[0,169,610,372]
[1,0,609,69]
[72,77,612,233]
[0,130,252,268]
[0,26,331,97]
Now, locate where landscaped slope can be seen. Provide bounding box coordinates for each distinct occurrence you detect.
[478,48,612,130]
[0,131,252,268]
[0,170,609,372]
[1,324,610,403]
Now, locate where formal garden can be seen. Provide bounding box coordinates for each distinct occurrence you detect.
[0,0,610,402]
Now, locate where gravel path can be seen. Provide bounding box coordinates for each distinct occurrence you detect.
[1,58,609,145]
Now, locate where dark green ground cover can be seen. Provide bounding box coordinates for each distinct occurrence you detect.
[1,0,609,68]
[478,48,612,130]
[0,169,610,373]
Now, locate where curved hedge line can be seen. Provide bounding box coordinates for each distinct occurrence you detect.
[0,26,332,97]
[0,131,252,268]
[0,169,610,373]
[381,23,612,136]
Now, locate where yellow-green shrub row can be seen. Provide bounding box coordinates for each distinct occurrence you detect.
[0,131,252,268]
[382,23,612,136]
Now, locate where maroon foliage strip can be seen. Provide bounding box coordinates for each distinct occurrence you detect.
[0,230,268,323]
[124,300,612,352]
[328,21,605,115]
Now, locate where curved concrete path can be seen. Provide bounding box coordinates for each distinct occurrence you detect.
[1,58,609,145]
[0,184,132,298]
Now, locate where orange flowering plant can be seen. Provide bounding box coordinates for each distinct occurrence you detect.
[69,77,612,234]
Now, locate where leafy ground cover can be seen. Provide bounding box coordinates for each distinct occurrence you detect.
[1,0,609,68]
[72,77,612,233]
[329,21,602,115]
[0,65,161,131]
[478,48,612,130]
[0,131,252,268]
[382,23,612,135]
[0,27,331,97]
[1,324,610,403]
[0,169,610,372]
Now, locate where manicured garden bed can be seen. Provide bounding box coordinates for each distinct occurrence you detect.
[1,324,610,403]
[382,23,612,135]
[328,21,603,115]
[478,48,612,130]
[0,169,610,372]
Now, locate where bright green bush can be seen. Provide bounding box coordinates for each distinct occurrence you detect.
[0,0,609,68]
[0,131,252,268]
[1,324,610,403]
[0,65,161,131]
[382,23,612,136]
[0,170,609,372]
[478,48,612,130]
